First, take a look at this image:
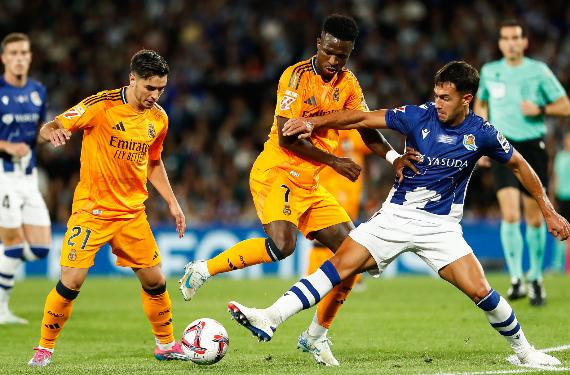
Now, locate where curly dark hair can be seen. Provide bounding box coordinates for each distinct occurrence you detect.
[322,14,359,42]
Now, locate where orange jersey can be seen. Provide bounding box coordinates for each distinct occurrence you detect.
[56,87,168,219]
[254,57,368,189]
[320,130,370,219]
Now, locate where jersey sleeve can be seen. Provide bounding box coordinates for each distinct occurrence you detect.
[274,66,305,119]
[149,117,168,161]
[55,98,104,131]
[480,123,513,163]
[539,63,567,103]
[344,75,369,111]
[476,65,490,101]
[385,104,425,135]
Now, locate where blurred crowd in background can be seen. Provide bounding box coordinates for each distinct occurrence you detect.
[1,0,569,226]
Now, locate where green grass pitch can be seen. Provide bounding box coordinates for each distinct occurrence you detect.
[1,274,569,374]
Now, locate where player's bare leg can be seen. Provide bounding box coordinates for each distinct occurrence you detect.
[439,254,560,367]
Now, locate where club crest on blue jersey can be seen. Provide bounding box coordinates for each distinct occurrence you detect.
[463,134,477,151]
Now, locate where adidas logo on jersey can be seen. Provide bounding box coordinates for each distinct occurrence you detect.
[113,122,126,131]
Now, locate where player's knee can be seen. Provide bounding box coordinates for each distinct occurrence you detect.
[525,215,544,228]
[22,245,50,261]
[471,284,492,303]
[266,236,296,260]
[143,282,167,296]
[56,280,80,300]
[502,212,520,223]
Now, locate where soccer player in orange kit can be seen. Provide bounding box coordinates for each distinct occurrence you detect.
[179,15,419,366]
[28,50,189,366]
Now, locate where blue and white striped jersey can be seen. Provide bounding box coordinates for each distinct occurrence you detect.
[0,77,47,174]
[384,102,513,223]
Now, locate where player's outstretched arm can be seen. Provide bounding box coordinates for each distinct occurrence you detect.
[148,158,186,238]
[282,109,389,139]
[277,115,361,182]
[38,119,71,147]
[357,129,420,182]
[507,150,570,240]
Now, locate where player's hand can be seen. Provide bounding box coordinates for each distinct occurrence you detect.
[49,128,72,147]
[283,117,314,139]
[169,201,186,238]
[544,211,570,241]
[477,156,491,168]
[4,142,31,157]
[394,147,421,183]
[520,101,541,116]
[330,156,361,182]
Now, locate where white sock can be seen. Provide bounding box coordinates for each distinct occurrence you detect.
[477,289,531,355]
[307,313,328,338]
[265,260,341,326]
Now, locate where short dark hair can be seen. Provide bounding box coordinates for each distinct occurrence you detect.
[1,32,30,52]
[499,19,527,38]
[322,14,359,42]
[434,61,480,96]
[130,49,169,79]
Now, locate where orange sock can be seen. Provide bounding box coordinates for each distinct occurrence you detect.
[316,274,359,329]
[141,286,174,344]
[306,245,333,275]
[39,281,79,349]
[206,238,273,276]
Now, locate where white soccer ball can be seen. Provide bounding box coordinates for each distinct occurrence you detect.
[181,318,229,365]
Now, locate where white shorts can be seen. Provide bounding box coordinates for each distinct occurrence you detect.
[349,207,473,275]
[0,172,51,229]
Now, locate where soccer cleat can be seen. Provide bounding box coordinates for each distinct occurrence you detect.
[178,261,210,301]
[528,280,546,306]
[297,330,339,366]
[518,347,561,366]
[506,279,527,300]
[227,301,275,342]
[28,347,53,367]
[0,309,28,325]
[154,342,190,361]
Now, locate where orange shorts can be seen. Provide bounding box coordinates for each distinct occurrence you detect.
[60,210,161,269]
[250,166,351,239]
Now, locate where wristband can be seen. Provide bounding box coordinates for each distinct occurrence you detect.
[539,106,546,116]
[386,149,401,165]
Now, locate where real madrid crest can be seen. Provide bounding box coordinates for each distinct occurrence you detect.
[148,123,156,138]
[68,249,77,261]
[333,87,340,102]
[463,134,477,151]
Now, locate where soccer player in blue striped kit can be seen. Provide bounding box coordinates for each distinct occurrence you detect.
[227,61,569,367]
[0,33,51,324]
